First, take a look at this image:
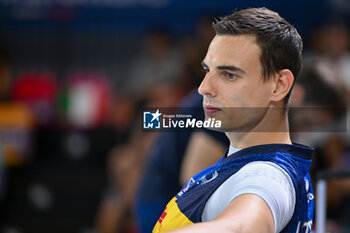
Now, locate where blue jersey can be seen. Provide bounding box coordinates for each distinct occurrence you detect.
[153,143,314,233]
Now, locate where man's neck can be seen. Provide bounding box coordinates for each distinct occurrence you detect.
[225,108,292,149]
[226,131,292,149]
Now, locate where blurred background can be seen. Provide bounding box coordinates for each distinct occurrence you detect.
[0,0,350,233]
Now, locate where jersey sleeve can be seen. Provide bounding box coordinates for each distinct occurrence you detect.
[202,161,296,233]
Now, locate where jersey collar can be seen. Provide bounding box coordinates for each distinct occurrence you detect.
[221,142,314,163]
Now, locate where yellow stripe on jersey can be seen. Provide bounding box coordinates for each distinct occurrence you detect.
[153,197,193,232]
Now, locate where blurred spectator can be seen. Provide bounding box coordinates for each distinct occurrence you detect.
[290,64,347,139]
[95,145,141,233]
[126,30,184,99]
[306,21,350,102]
[290,64,347,146]
[94,80,185,233]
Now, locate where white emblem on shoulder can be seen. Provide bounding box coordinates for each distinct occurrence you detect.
[198,170,218,185]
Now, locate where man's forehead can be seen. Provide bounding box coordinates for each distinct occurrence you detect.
[204,34,260,66]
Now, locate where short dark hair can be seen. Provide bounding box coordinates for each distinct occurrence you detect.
[213,7,303,101]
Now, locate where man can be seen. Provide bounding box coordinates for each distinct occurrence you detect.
[153,7,314,233]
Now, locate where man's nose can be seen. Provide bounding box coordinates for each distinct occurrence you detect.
[198,72,217,97]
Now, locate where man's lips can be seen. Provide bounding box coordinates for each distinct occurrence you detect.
[203,105,222,115]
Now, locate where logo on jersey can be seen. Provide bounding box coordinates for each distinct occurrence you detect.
[197,170,218,185]
[143,109,162,129]
[178,178,195,197]
[178,171,219,197]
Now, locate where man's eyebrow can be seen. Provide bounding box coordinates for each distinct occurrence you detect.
[217,65,246,74]
[201,62,246,75]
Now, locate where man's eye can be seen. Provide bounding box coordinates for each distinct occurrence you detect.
[223,71,237,80]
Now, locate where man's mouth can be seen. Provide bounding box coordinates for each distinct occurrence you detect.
[203,105,222,115]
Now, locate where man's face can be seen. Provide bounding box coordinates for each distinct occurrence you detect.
[198,35,275,132]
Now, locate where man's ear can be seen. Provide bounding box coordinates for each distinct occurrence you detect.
[270,69,294,102]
